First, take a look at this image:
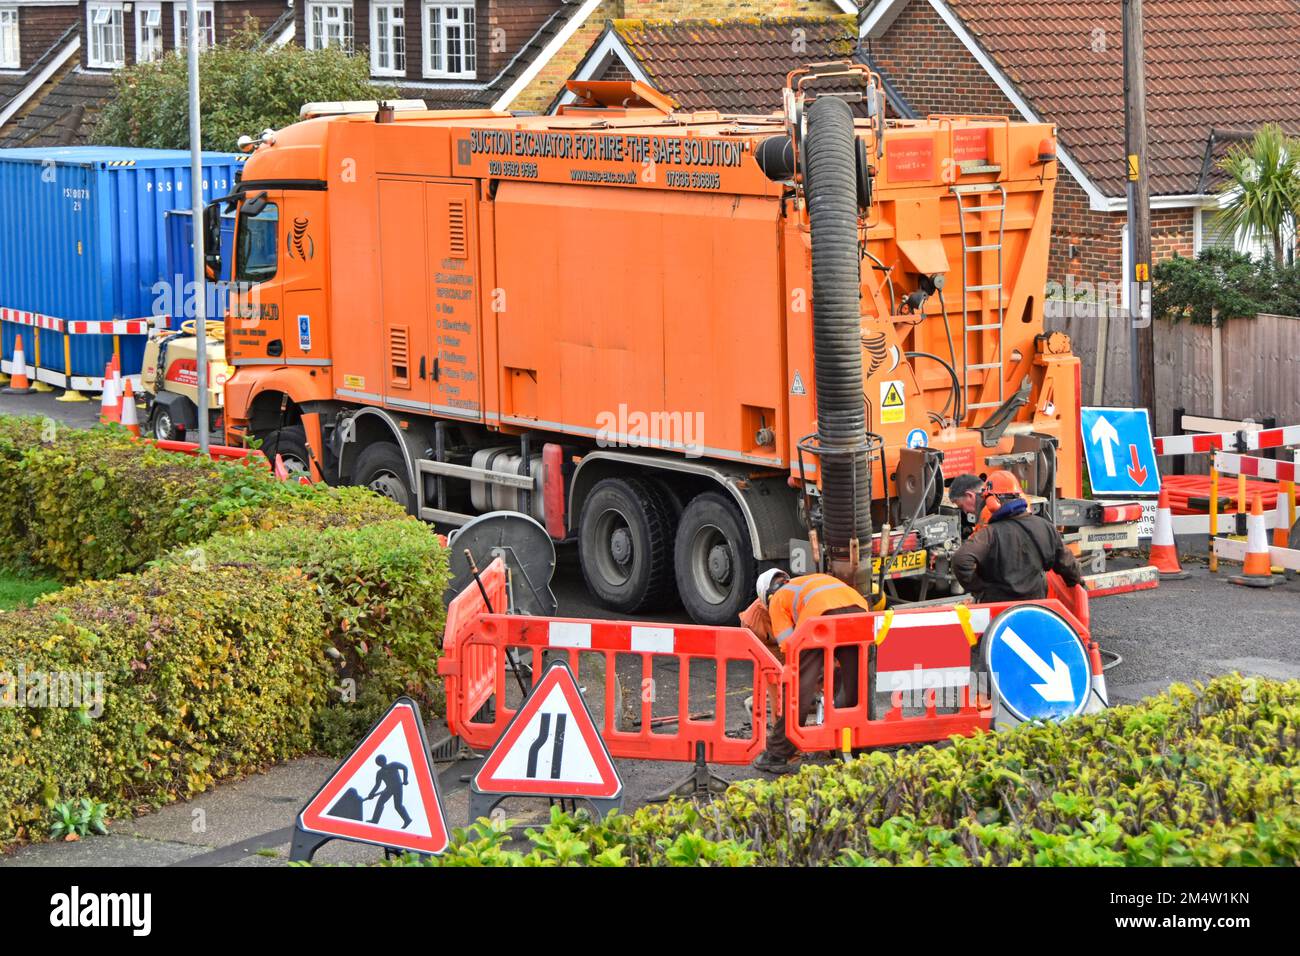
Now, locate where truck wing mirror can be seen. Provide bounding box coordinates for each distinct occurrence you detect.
[202,202,223,281]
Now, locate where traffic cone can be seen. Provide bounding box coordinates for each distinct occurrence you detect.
[3,335,32,394]
[119,378,140,436]
[1231,494,1281,588]
[1272,492,1292,550]
[98,362,120,424]
[1148,489,1188,580]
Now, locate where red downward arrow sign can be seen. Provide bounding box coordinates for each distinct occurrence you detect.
[1126,444,1148,485]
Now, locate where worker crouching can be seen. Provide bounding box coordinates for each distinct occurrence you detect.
[744,569,871,775]
[951,470,1082,602]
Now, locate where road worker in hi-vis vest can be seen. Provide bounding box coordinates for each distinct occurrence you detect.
[746,569,872,775]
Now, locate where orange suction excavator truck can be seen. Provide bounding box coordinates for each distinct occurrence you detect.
[212,65,1089,625]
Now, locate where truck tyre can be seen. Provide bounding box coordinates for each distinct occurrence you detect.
[148,403,180,441]
[578,477,676,614]
[353,442,414,514]
[260,425,312,477]
[674,492,757,626]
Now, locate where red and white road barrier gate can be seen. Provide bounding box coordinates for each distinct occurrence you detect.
[1212,449,1300,574]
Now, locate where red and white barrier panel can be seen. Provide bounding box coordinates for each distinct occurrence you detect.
[1154,431,1234,457]
[1245,425,1300,452]
[0,307,63,331]
[1215,451,1297,483]
[2,305,154,336]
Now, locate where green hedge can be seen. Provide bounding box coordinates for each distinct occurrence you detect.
[0,415,449,848]
[0,563,331,845]
[403,675,1300,867]
[163,517,449,753]
[0,417,409,581]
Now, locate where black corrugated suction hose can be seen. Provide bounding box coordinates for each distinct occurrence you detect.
[805,96,871,564]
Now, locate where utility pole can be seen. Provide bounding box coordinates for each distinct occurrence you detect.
[1123,0,1155,418]
[187,0,210,453]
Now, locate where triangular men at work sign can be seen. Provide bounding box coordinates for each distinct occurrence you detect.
[470,659,623,819]
[292,697,450,860]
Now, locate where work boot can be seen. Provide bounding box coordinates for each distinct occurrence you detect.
[751,751,802,775]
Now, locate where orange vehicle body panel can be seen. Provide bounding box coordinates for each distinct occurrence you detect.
[223,98,1081,509]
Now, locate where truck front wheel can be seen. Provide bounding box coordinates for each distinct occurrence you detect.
[353,442,414,514]
[674,492,757,626]
[578,477,676,614]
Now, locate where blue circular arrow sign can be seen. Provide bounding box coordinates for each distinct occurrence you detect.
[983,605,1090,722]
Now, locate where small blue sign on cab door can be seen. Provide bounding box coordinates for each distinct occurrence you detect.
[298,314,312,352]
[1079,406,1160,496]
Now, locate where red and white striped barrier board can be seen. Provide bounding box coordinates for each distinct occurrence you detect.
[2,305,154,336]
[1153,431,1234,457]
[1246,425,1300,452]
[1215,452,1298,483]
[66,319,152,335]
[0,307,63,331]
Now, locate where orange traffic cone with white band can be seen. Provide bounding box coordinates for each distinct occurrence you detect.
[1272,492,1292,550]
[119,378,140,436]
[1148,489,1188,580]
[99,362,120,424]
[3,334,33,394]
[1231,494,1281,588]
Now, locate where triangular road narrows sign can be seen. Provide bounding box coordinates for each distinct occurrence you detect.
[296,697,450,857]
[473,659,623,803]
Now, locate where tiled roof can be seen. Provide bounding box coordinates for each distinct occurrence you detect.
[612,16,861,114]
[939,0,1300,197]
[0,65,111,149]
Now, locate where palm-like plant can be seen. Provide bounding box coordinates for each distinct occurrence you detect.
[1216,124,1300,265]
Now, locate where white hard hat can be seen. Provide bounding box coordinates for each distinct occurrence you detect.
[756,568,787,606]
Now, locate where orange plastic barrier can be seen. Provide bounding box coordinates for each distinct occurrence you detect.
[150,439,271,467]
[780,597,1095,753]
[1161,473,1278,515]
[440,612,782,765]
[442,557,508,725]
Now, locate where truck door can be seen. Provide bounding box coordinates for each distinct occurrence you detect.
[376,179,481,419]
[227,192,284,364]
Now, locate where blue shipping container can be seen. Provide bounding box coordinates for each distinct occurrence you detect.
[164,208,236,325]
[0,147,245,385]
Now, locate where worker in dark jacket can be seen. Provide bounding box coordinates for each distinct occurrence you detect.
[951,470,1083,602]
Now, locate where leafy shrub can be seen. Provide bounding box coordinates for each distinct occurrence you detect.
[1154,248,1300,325]
[396,676,1300,867]
[165,517,449,752]
[95,25,396,151]
[0,563,331,846]
[0,418,408,582]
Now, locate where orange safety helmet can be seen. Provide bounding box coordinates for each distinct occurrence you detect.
[984,470,1025,498]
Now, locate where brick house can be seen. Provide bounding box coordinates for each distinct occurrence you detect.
[0,0,294,146]
[857,0,1300,308]
[290,0,596,109]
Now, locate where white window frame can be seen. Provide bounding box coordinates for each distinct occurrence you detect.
[86,2,125,70]
[422,1,475,79]
[1196,205,1297,264]
[0,7,20,70]
[174,2,216,53]
[135,3,163,64]
[370,1,405,76]
[306,1,354,53]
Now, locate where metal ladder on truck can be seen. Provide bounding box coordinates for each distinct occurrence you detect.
[951,183,1007,423]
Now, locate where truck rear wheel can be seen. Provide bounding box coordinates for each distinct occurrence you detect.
[674,492,757,626]
[578,477,676,614]
[353,442,414,514]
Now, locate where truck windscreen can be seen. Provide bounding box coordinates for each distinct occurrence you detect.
[235,203,279,283]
